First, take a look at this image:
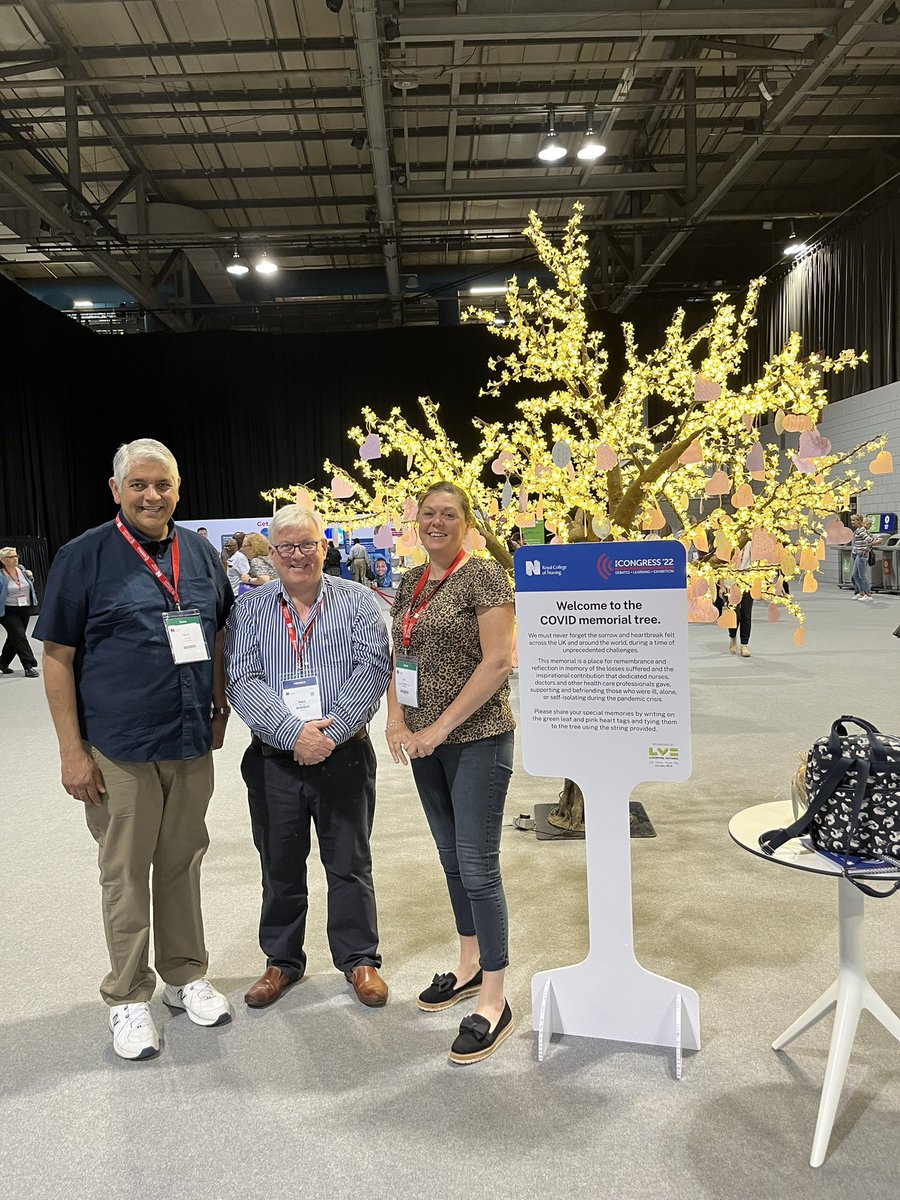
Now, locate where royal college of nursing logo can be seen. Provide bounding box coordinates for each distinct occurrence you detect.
[525,559,541,576]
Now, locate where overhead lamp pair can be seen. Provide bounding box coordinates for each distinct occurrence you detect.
[537,108,607,163]
[227,246,278,276]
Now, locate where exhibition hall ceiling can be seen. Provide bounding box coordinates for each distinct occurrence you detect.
[0,0,898,330]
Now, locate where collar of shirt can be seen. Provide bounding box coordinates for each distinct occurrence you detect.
[279,576,325,621]
[118,511,174,558]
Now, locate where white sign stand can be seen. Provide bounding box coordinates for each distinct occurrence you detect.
[515,542,700,1063]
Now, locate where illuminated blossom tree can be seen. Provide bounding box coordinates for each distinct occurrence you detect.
[265,203,887,645]
[265,205,889,831]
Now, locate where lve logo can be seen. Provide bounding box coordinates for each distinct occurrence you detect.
[648,745,679,759]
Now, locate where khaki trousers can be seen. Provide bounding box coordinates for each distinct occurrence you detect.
[84,747,214,1006]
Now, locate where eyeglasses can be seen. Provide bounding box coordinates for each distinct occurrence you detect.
[273,540,320,559]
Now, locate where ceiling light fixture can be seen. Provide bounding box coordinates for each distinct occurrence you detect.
[758,71,774,103]
[226,246,250,276]
[469,285,507,295]
[255,250,279,275]
[492,304,506,326]
[537,109,567,163]
[383,16,400,41]
[577,108,607,161]
[325,0,344,13]
[782,222,807,257]
[72,299,94,308]
[350,131,366,151]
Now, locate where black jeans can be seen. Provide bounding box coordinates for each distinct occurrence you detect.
[241,735,381,979]
[0,607,36,670]
[410,732,514,972]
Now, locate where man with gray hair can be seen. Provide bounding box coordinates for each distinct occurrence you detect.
[35,438,234,1060]
[225,504,392,1010]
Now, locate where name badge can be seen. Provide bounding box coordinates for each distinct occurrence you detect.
[282,676,323,721]
[162,609,210,664]
[395,654,419,708]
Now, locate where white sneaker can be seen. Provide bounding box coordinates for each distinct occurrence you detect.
[109,1002,160,1061]
[163,978,232,1027]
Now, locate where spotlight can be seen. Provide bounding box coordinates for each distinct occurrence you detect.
[537,109,567,163]
[226,246,250,276]
[383,16,400,41]
[254,250,278,274]
[492,304,506,326]
[882,2,899,24]
[350,131,366,151]
[782,223,806,257]
[577,109,606,162]
[391,166,407,186]
[365,205,378,225]
[325,0,344,12]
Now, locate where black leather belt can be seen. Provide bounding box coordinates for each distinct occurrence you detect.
[251,726,368,758]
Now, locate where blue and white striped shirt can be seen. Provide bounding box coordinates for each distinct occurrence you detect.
[225,576,391,751]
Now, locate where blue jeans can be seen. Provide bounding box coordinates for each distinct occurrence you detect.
[411,731,514,972]
[851,553,870,594]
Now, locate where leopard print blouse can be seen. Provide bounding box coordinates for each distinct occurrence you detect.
[391,556,515,744]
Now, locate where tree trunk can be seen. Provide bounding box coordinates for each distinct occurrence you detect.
[548,778,585,832]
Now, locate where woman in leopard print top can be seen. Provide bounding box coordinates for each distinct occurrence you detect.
[386,482,516,1062]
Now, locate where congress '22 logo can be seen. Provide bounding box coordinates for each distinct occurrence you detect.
[596,553,614,580]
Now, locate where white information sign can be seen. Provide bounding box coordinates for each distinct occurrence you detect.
[515,541,699,1056]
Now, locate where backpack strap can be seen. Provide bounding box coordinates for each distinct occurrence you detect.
[758,754,854,855]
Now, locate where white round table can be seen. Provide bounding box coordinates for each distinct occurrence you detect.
[729,800,900,1168]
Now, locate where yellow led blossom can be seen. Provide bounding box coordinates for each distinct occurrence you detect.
[265,204,885,640]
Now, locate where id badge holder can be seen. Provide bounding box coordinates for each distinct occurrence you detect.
[395,654,419,708]
[282,676,323,721]
[162,609,210,664]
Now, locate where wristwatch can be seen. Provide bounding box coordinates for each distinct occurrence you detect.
[211,705,231,718]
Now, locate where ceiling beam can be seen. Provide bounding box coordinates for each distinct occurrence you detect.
[608,0,893,312]
[0,155,183,329]
[349,0,402,318]
[394,7,846,42]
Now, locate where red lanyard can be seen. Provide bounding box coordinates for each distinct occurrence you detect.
[115,514,181,609]
[280,593,323,669]
[401,549,466,650]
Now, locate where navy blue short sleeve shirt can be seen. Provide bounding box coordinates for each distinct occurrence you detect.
[35,516,233,762]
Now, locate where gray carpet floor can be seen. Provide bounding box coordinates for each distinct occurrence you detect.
[2,585,899,1199]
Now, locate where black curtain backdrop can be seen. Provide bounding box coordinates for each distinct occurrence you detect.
[746,189,900,399]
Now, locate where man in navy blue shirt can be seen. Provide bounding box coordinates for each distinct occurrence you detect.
[36,438,234,1061]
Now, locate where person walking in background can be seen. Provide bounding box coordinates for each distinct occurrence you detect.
[720,542,754,658]
[35,438,234,1061]
[324,539,343,577]
[197,527,209,539]
[348,538,369,585]
[0,546,39,677]
[226,505,392,1012]
[385,482,516,1064]
[850,513,875,599]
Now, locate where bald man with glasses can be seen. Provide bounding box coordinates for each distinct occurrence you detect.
[225,505,392,1010]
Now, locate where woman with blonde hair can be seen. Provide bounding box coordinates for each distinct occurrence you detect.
[386,482,516,1063]
[0,547,39,677]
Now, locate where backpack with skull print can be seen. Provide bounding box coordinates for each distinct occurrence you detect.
[759,716,900,897]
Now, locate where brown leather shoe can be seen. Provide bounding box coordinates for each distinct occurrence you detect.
[244,966,300,1008]
[345,965,388,1007]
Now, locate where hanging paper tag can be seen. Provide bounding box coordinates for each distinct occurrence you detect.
[394,654,420,708]
[162,609,209,664]
[282,676,323,721]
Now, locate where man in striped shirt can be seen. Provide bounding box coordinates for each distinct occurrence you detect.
[225,505,392,1009]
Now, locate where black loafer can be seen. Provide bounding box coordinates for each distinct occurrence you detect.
[24,668,39,678]
[417,969,483,1011]
[449,1000,513,1064]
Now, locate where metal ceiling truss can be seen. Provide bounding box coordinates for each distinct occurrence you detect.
[0,0,897,320]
